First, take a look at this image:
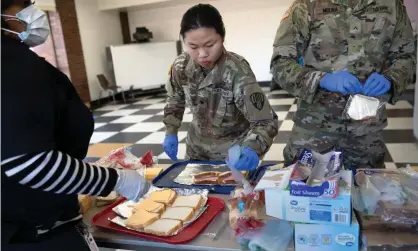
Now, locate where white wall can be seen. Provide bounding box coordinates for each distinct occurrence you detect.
[128,0,293,81]
[75,0,124,101]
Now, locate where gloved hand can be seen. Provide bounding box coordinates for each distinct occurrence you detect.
[234,146,259,171]
[163,135,178,161]
[363,72,391,97]
[320,71,363,95]
[114,169,150,202]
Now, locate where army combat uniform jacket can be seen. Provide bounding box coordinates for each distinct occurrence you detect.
[271,0,416,168]
[164,51,279,161]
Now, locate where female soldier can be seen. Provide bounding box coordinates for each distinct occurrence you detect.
[1,1,148,250]
[163,4,278,171]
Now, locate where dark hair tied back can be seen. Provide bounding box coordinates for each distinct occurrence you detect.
[180,4,225,39]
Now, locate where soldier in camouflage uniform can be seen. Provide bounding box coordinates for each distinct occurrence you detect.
[271,0,416,168]
[163,4,278,169]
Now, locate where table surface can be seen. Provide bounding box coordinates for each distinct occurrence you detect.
[83,165,418,251]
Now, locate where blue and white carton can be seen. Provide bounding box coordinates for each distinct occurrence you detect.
[294,212,360,251]
[255,168,352,226]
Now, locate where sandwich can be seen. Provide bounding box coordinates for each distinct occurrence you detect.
[160,207,195,222]
[193,171,220,184]
[148,189,177,205]
[171,194,204,210]
[217,171,237,185]
[132,198,165,214]
[144,219,183,236]
[125,209,159,230]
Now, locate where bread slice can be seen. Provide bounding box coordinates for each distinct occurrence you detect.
[194,176,219,184]
[132,199,165,214]
[149,189,177,205]
[192,171,221,179]
[144,219,183,236]
[125,209,159,230]
[171,194,203,210]
[161,207,195,222]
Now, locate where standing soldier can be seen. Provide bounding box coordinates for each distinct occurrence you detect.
[271,0,416,168]
[163,4,278,171]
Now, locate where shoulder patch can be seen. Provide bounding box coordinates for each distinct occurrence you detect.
[281,10,290,22]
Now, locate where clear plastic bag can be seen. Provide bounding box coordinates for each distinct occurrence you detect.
[343,94,386,121]
[354,170,406,215]
[239,220,294,251]
[228,185,264,236]
[105,146,158,171]
[400,165,418,204]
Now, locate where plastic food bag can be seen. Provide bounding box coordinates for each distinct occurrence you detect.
[375,201,418,232]
[105,147,157,170]
[228,185,264,236]
[400,165,418,204]
[354,170,406,215]
[343,94,385,121]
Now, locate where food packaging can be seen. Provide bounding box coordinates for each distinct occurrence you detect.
[343,94,384,121]
[289,149,343,199]
[228,185,264,236]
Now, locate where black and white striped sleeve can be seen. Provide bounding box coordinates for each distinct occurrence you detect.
[1,150,118,196]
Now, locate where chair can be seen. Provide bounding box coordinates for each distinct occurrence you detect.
[96,74,126,105]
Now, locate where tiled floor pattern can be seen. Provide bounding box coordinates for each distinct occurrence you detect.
[87,87,417,168]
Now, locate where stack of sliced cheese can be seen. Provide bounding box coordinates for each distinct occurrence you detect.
[125,189,204,236]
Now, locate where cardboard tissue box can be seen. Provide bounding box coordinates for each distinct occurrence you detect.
[289,150,343,199]
[294,212,360,251]
[255,167,353,226]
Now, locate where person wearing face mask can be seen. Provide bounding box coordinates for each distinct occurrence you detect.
[163,4,279,171]
[1,1,150,250]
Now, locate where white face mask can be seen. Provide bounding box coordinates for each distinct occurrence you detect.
[1,5,50,47]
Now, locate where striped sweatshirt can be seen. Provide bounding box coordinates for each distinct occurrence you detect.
[1,150,118,196]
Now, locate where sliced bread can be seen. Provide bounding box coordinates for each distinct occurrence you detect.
[160,207,194,222]
[132,199,165,214]
[149,189,177,205]
[125,209,159,230]
[144,219,182,236]
[171,194,203,210]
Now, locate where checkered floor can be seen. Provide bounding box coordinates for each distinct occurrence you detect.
[86,87,417,168]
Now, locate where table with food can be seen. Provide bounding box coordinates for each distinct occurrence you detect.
[79,146,418,251]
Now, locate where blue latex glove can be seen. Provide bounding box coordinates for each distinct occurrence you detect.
[234,146,259,171]
[363,72,391,97]
[320,71,362,95]
[163,135,178,161]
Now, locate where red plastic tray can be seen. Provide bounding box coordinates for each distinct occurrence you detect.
[92,197,225,244]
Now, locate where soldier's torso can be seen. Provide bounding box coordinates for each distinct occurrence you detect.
[296,0,396,134]
[177,52,251,144]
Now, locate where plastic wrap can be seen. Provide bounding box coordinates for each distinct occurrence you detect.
[354,169,418,232]
[109,186,209,237]
[227,185,264,236]
[400,165,418,204]
[354,170,406,215]
[94,146,158,171]
[343,94,385,121]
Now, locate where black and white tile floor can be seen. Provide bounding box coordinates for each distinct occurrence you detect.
[87,87,417,169]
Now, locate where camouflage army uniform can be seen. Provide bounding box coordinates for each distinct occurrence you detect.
[270,0,416,168]
[164,51,278,161]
